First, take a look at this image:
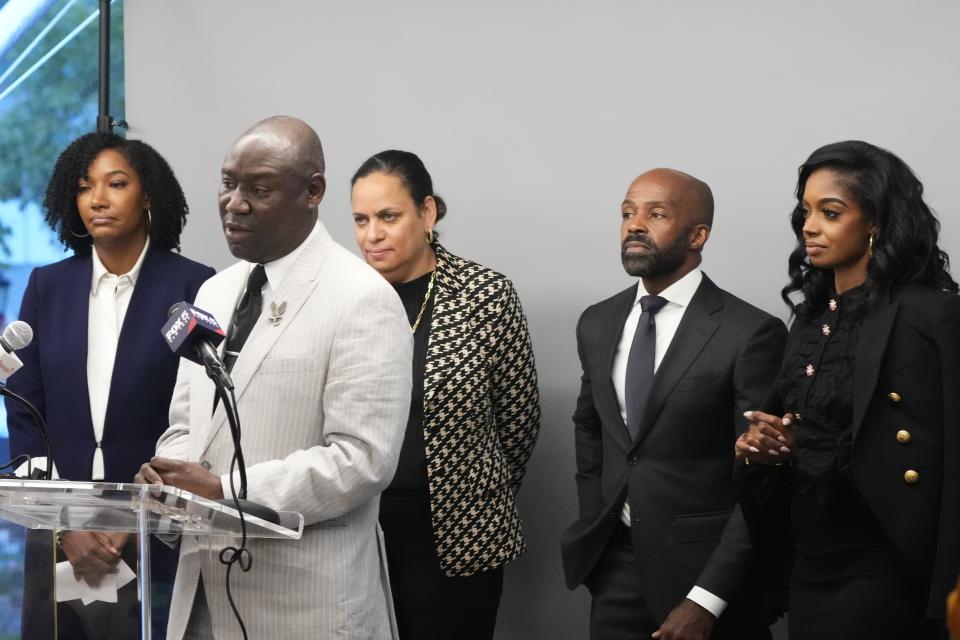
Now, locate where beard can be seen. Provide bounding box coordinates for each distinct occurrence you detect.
[621,231,689,278]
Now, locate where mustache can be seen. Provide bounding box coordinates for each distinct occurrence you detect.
[622,233,655,251]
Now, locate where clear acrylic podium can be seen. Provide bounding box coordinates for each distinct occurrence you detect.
[0,478,303,639]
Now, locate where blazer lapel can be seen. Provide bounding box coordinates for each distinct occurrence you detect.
[111,247,156,365]
[201,227,332,456]
[65,257,94,428]
[423,245,464,413]
[103,247,161,438]
[631,276,721,447]
[600,286,638,451]
[195,263,250,454]
[851,292,899,440]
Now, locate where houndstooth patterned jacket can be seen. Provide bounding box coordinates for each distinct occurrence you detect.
[424,243,541,577]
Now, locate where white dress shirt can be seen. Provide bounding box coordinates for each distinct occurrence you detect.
[610,267,727,618]
[259,220,320,310]
[86,239,151,480]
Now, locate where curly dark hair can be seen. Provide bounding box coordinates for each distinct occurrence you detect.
[43,131,189,254]
[782,140,957,319]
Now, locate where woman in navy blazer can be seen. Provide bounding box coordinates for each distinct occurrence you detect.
[6,132,213,639]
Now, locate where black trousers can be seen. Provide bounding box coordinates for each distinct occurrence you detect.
[585,523,770,640]
[379,490,504,640]
[585,523,658,640]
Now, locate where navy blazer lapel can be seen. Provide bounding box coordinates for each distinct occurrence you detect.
[64,257,94,427]
[852,292,899,440]
[599,285,638,451]
[105,248,161,432]
[631,275,721,447]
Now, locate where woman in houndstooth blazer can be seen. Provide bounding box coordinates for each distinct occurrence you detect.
[350,149,542,640]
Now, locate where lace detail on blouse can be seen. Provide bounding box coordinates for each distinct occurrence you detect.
[777,286,869,484]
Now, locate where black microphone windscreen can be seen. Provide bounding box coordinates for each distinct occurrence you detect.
[161,302,227,366]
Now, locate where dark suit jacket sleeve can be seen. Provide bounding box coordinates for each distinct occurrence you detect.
[931,293,960,613]
[694,315,787,601]
[5,268,45,461]
[489,279,541,492]
[572,309,606,521]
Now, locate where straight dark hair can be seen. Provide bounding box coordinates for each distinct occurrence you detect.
[351,150,447,235]
[782,140,957,319]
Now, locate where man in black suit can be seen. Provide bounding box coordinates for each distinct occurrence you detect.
[561,168,787,640]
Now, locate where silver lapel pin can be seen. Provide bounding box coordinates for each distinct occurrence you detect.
[268,301,287,326]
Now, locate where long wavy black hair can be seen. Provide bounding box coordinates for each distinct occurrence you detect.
[782,140,957,319]
[43,131,189,255]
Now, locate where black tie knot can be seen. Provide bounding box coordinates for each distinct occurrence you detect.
[640,294,668,315]
[223,264,268,375]
[246,264,268,295]
[237,265,267,315]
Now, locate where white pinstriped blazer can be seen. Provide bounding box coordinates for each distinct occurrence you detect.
[156,223,412,639]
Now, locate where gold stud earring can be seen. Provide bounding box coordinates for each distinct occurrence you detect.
[426,229,434,244]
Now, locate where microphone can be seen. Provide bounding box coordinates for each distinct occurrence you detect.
[162,302,234,390]
[0,321,32,381]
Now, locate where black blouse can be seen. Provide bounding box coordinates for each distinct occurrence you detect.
[776,286,897,571]
[386,270,435,492]
[777,285,869,484]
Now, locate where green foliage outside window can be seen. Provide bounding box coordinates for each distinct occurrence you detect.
[0,0,124,259]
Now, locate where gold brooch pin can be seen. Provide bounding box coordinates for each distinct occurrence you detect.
[269,301,287,326]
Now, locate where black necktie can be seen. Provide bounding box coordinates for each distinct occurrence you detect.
[624,294,668,441]
[223,265,267,374]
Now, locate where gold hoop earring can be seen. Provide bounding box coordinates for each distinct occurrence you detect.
[426,229,434,245]
[868,234,874,257]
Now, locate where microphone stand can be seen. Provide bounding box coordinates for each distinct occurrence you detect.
[96,0,127,133]
[0,383,55,480]
[199,360,278,525]
[201,360,275,640]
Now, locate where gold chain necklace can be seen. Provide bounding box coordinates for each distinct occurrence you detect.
[411,270,437,333]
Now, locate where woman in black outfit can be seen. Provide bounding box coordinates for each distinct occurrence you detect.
[736,140,959,639]
[349,150,541,639]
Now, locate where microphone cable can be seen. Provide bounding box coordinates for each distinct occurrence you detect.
[0,454,30,478]
[0,383,55,480]
[212,378,251,640]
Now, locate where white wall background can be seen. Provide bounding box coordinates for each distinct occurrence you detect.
[124,2,960,637]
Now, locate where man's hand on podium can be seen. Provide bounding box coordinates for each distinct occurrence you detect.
[135,456,225,500]
[61,531,129,588]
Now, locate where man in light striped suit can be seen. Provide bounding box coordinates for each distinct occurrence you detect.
[137,116,412,639]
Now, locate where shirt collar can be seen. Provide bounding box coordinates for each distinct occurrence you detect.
[254,220,320,292]
[91,238,150,294]
[634,266,702,309]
